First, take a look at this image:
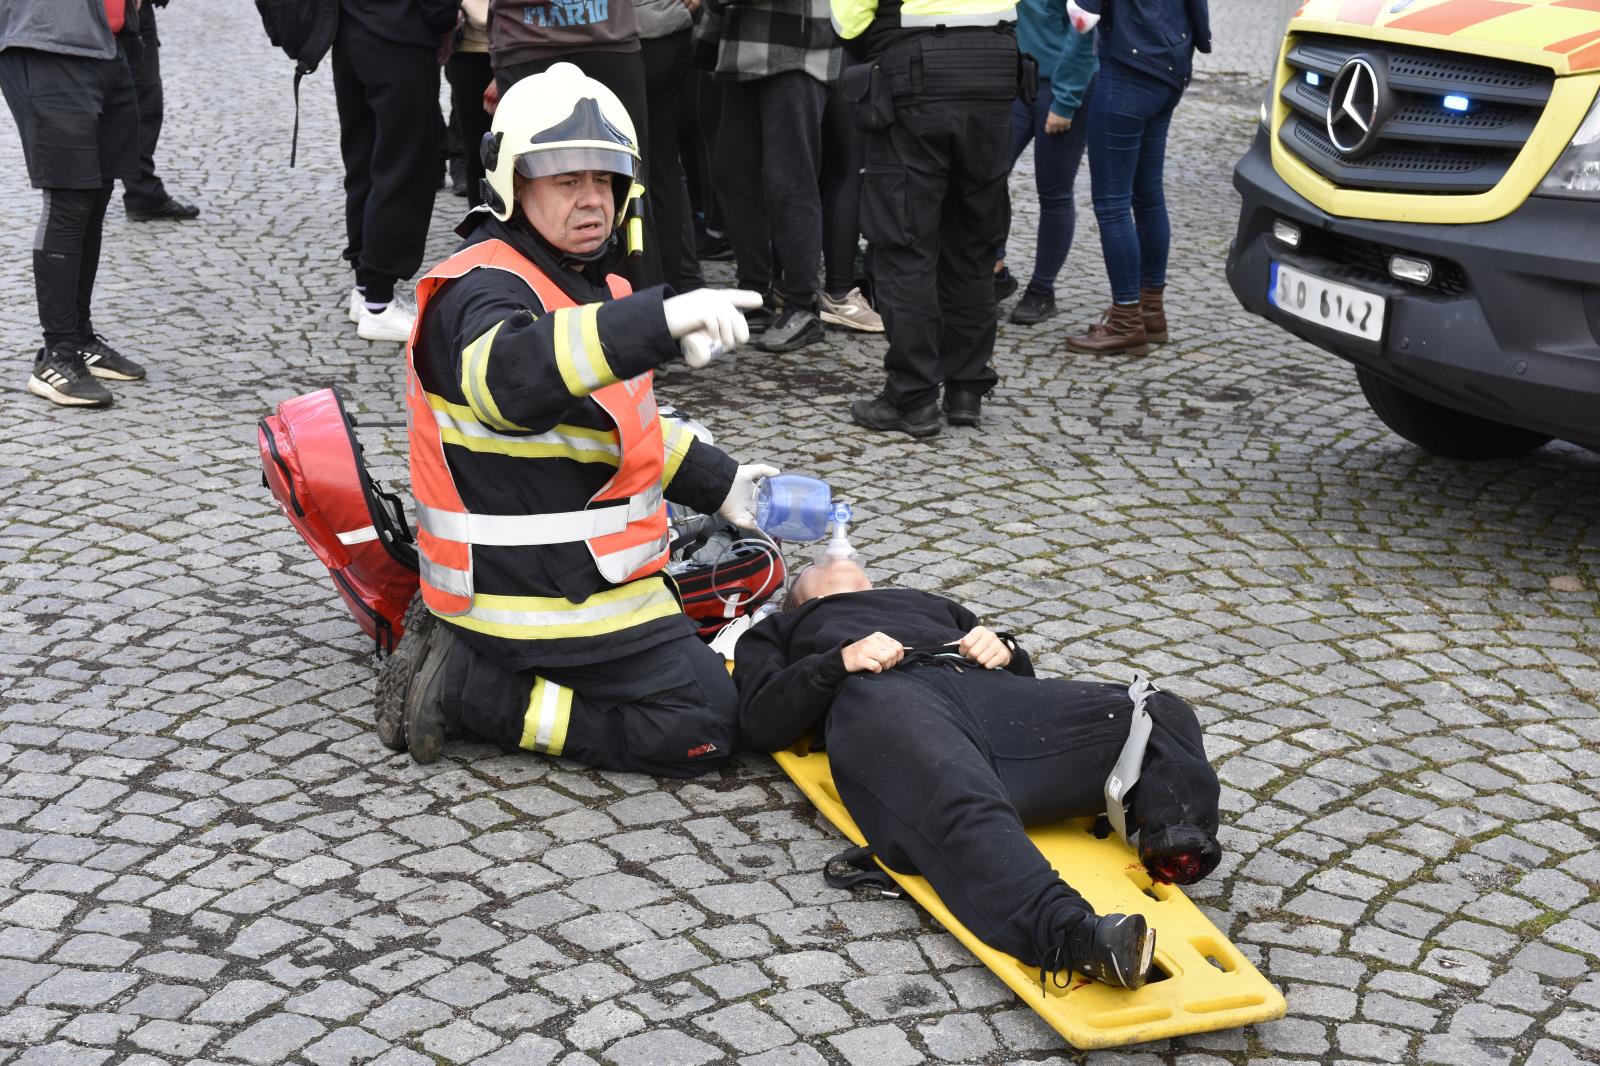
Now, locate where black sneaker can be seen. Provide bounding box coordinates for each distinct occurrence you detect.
[1009,285,1057,325]
[849,394,941,438]
[757,308,825,353]
[27,345,112,407]
[77,335,146,381]
[743,291,782,336]
[373,594,439,753]
[1040,912,1156,991]
[993,267,1019,303]
[943,390,981,427]
[125,196,200,222]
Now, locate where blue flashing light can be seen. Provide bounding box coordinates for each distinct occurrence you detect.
[1305,71,1322,87]
[1443,94,1471,112]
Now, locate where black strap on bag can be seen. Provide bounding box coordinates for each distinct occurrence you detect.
[254,0,340,165]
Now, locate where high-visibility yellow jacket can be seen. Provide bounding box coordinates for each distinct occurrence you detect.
[408,216,737,671]
[831,0,1015,52]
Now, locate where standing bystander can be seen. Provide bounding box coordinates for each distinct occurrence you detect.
[0,0,147,408]
[122,0,201,222]
[445,0,492,209]
[699,0,841,352]
[1064,0,1208,356]
[335,0,461,344]
[833,0,1020,436]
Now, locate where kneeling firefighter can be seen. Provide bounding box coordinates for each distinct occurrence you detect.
[377,63,774,776]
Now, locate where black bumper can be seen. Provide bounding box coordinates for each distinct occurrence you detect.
[1225,127,1600,448]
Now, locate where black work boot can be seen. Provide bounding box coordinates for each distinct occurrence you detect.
[1040,912,1156,991]
[849,394,941,438]
[373,594,438,752]
[993,265,1019,303]
[942,390,981,427]
[404,622,456,765]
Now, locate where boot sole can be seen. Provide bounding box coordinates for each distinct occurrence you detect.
[855,415,941,438]
[1146,331,1170,344]
[404,642,451,765]
[1065,340,1151,357]
[27,376,111,407]
[373,596,437,752]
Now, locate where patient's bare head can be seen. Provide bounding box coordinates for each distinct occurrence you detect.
[787,557,873,607]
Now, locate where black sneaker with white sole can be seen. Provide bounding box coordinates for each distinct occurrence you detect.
[1040,912,1156,991]
[28,345,112,407]
[77,335,147,381]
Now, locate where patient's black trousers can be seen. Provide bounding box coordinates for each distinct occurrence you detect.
[824,667,1219,966]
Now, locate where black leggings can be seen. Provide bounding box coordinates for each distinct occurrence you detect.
[825,668,1219,966]
[34,183,113,349]
[819,64,865,298]
[641,31,692,291]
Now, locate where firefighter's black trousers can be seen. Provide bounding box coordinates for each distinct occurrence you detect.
[824,666,1219,966]
[447,630,738,778]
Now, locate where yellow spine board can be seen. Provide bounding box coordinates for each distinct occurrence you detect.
[773,744,1287,1050]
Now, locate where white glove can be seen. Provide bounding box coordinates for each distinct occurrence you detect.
[1066,0,1099,32]
[663,289,764,367]
[718,463,780,529]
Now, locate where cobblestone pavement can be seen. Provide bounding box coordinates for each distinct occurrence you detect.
[2,4,1598,1065]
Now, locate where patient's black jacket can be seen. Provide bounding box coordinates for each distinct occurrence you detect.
[733,588,1034,752]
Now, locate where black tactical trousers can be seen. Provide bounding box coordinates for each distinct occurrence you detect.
[825,667,1220,965]
[859,95,1010,410]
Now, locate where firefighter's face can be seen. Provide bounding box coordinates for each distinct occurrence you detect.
[519,170,614,255]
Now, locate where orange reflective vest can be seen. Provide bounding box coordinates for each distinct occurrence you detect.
[405,239,670,619]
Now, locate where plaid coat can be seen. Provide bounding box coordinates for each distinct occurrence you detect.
[694,0,842,84]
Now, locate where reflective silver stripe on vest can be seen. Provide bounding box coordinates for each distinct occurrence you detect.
[900,7,1016,27]
[1103,676,1157,843]
[592,531,671,584]
[431,403,621,460]
[419,555,474,600]
[415,485,663,547]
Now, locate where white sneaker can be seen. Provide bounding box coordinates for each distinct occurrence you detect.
[818,287,885,333]
[348,287,364,324]
[357,301,417,343]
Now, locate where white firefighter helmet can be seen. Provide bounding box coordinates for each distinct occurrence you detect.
[480,63,641,226]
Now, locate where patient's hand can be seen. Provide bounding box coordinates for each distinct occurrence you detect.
[843,632,904,674]
[954,626,1012,670]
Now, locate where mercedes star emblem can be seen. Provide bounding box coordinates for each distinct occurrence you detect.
[1325,56,1388,159]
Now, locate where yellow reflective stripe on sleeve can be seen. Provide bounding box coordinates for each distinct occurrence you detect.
[519,676,574,756]
[551,307,587,396]
[552,304,617,397]
[660,417,694,486]
[428,393,620,465]
[831,0,876,39]
[445,577,683,641]
[459,321,527,432]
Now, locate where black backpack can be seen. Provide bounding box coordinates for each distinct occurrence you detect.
[254,0,339,166]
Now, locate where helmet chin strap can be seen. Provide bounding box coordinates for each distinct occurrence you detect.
[560,229,618,268]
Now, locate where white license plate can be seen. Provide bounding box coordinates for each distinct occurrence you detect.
[1269,261,1385,343]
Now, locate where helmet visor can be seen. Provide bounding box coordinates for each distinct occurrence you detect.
[513,146,638,183]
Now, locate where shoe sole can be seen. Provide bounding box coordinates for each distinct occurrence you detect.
[1009,309,1058,326]
[1146,332,1170,344]
[757,327,825,353]
[819,309,885,333]
[404,639,451,765]
[853,412,941,438]
[945,412,980,427]
[27,376,111,407]
[84,365,145,382]
[358,323,413,343]
[373,596,437,752]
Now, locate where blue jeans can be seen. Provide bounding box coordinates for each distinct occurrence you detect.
[1086,59,1183,304]
[999,77,1093,293]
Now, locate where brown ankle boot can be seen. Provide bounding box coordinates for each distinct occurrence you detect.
[1066,302,1150,356]
[1140,286,1168,344]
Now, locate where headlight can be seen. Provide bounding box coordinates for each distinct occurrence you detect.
[1536,91,1600,199]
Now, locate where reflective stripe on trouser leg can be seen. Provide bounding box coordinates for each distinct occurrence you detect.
[520,676,574,756]
[1103,676,1157,843]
